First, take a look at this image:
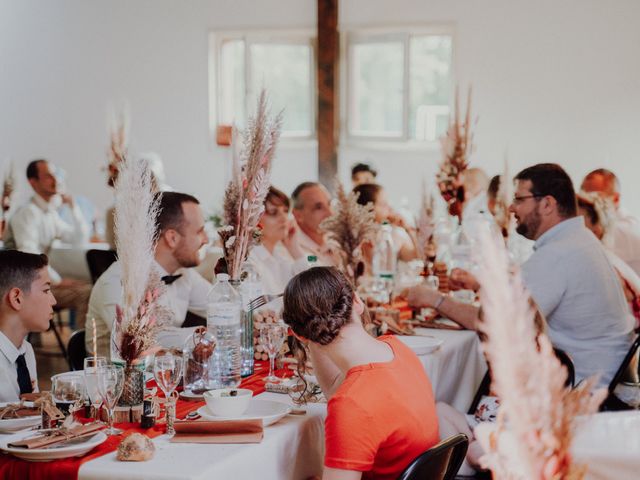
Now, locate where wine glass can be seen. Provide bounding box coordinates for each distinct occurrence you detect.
[51,374,85,417]
[153,350,183,435]
[97,365,125,435]
[259,323,288,383]
[84,357,107,420]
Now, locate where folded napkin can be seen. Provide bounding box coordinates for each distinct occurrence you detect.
[8,422,105,449]
[0,404,40,419]
[171,419,263,444]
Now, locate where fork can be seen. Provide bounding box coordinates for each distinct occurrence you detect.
[248,293,283,311]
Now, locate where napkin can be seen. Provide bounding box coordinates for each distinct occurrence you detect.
[171,419,263,444]
[8,422,105,449]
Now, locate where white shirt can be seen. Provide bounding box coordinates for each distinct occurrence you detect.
[86,260,211,358]
[295,228,336,267]
[248,243,309,295]
[609,207,640,277]
[2,194,89,283]
[0,332,38,403]
[522,216,635,387]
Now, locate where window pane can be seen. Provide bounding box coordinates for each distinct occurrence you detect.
[249,43,312,137]
[350,41,404,137]
[409,35,452,141]
[220,40,246,127]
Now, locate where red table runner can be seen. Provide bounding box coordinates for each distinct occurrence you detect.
[0,361,290,480]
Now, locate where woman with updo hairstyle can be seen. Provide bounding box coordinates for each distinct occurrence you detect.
[246,186,308,296]
[282,266,438,480]
[353,183,418,264]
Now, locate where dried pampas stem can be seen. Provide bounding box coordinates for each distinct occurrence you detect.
[473,227,605,479]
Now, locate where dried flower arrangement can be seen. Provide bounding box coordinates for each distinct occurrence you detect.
[416,182,436,263]
[436,87,475,220]
[107,103,130,167]
[320,181,379,285]
[112,156,170,364]
[493,155,513,239]
[1,161,15,216]
[217,90,283,280]
[474,227,606,479]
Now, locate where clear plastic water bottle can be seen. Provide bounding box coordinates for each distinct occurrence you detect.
[373,222,396,278]
[238,265,262,377]
[207,273,242,388]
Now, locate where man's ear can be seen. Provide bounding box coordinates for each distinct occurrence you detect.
[7,288,24,311]
[161,229,180,249]
[539,195,557,216]
[613,192,621,207]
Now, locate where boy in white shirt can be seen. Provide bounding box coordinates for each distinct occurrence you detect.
[0,250,56,402]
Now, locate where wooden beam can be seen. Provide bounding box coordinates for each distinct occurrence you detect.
[317,0,339,191]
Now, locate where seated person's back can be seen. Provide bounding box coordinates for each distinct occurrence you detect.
[283,267,438,480]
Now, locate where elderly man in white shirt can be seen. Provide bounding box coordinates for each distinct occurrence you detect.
[87,192,210,359]
[3,159,91,327]
[408,163,635,387]
[291,182,336,267]
[0,251,56,402]
[581,168,640,277]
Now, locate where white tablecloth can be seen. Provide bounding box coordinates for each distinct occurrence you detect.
[411,328,486,411]
[475,411,640,479]
[78,393,326,480]
[78,329,485,480]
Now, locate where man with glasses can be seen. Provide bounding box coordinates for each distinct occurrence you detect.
[409,163,634,387]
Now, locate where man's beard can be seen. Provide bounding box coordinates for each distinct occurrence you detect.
[515,209,541,240]
[175,247,200,269]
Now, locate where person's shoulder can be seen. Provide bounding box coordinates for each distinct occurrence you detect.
[9,201,39,221]
[94,260,123,286]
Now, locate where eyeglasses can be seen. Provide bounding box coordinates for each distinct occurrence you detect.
[512,194,544,205]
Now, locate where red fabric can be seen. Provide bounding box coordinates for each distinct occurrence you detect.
[324,336,439,480]
[0,361,289,480]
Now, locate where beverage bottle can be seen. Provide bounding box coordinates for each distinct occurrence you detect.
[372,221,396,280]
[207,273,242,388]
[307,255,318,268]
[238,264,262,376]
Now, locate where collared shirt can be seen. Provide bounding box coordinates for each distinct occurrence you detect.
[608,207,640,277]
[0,332,38,403]
[522,216,635,387]
[295,228,336,267]
[248,243,309,295]
[2,194,89,283]
[86,260,210,358]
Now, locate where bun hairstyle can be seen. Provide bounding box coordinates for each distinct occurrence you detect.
[282,267,354,346]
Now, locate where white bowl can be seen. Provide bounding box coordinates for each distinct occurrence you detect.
[203,388,253,417]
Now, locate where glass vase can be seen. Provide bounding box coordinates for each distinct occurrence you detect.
[118,363,144,406]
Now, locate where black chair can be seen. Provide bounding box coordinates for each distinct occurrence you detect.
[600,333,640,411]
[468,347,575,414]
[182,311,207,328]
[67,329,87,371]
[398,434,469,480]
[86,249,118,284]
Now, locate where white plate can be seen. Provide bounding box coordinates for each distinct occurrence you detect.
[0,402,41,433]
[0,431,107,461]
[197,399,291,427]
[397,335,444,355]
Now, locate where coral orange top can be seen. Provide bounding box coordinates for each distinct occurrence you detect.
[324,335,439,480]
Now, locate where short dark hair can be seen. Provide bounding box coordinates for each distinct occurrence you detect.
[26,159,47,180]
[351,162,377,179]
[291,182,320,209]
[514,164,577,218]
[488,175,501,201]
[155,192,200,235]
[265,186,290,210]
[353,183,382,207]
[0,250,49,299]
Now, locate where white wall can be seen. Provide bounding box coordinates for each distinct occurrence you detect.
[2,0,640,219]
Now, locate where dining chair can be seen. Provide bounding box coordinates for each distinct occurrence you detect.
[67,329,87,371]
[397,434,468,480]
[600,333,640,411]
[86,249,118,284]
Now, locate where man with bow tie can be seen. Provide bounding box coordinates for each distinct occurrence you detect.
[86,192,210,358]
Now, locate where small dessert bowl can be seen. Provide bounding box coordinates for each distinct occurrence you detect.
[203,388,253,417]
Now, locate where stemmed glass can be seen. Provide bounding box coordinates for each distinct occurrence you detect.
[153,349,183,436]
[52,374,85,416]
[84,357,107,420]
[97,365,125,435]
[259,323,288,383]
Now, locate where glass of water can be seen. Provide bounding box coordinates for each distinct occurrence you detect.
[84,356,107,420]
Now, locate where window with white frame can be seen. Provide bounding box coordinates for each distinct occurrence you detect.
[214,32,316,139]
[346,29,453,143]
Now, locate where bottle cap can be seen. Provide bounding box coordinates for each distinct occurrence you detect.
[216,273,230,282]
[307,255,318,263]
